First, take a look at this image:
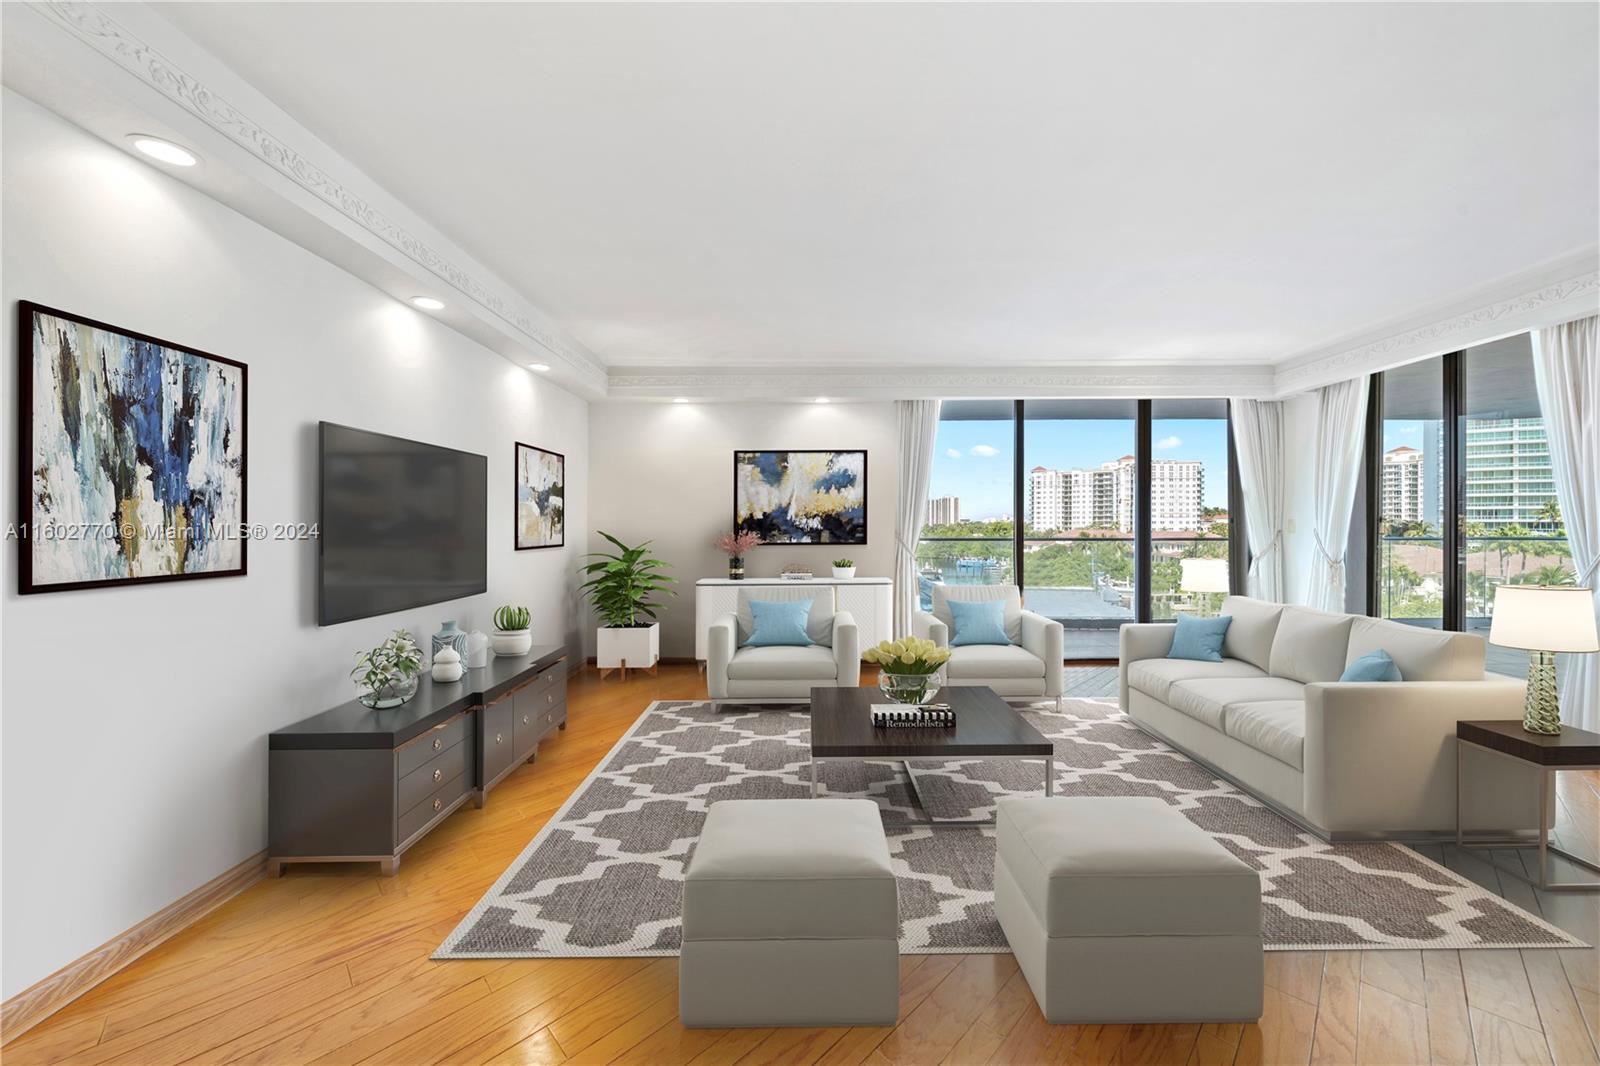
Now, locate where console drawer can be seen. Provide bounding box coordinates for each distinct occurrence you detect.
[397,732,469,814]
[397,765,469,845]
[482,699,515,783]
[396,714,470,777]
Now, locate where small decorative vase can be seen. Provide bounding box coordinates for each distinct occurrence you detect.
[431,647,463,683]
[465,629,490,669]
[492,629,534,657]
[878,669,942,706]
[1522,650,1562,734]
[832,566,856,580]
[431,620,467,662]
[358,674,419,710]
[728,556,745,580]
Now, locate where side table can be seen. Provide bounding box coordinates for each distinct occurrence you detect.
[1456,719,1600,892]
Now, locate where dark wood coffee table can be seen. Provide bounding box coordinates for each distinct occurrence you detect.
[809,685,1055,822]
[1456,719,1600,892]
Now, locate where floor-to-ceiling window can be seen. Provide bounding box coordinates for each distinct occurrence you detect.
[918,398,1242,660]
[1368,334,1573,677]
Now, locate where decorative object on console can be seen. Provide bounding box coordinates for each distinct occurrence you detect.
[734,449,867,545]
[780,564,814,580]
[465,628,490,668]
[351,630,425,709]
[711,530,760,581]
[514,442,564,549]
[832,558,857,579]
[491,604,533,656]
[864,637,951,705]
[1490,584,1600,734]
[431,620,467,662]
[430,646,463,684]
[582,531,674,678]
[18,302,246,594]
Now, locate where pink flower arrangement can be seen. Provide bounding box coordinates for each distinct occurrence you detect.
[713,531,762,558]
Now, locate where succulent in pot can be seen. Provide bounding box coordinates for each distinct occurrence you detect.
[352,630,425,709]
[491,604,534,657]
[831,557,857,579]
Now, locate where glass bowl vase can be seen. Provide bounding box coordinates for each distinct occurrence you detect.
[358,675,419,709]
[877,669,942,706]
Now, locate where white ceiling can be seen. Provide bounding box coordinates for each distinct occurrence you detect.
[145,1,1598,375]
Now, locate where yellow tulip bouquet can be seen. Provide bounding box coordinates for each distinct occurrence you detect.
[863,637,952,704]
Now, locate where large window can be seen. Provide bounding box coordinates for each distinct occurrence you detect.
[1368,334,1573,677]
[920,399,1241,660]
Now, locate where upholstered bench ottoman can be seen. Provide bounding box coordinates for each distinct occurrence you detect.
[994,796,1263,1023]
[680,798,899,1028]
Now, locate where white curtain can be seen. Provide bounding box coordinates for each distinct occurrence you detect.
[1532,315,1599,731]
[894,400,942,636]
[1305,377,1369,611]
[1231,400,1286,601]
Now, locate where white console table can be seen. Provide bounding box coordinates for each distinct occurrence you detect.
[694,577,894,662]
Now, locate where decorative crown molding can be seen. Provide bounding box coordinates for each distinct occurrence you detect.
[1274,258,1599,395]
[28,0,606,392]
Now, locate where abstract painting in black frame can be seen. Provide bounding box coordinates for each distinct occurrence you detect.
[733,450,867,544]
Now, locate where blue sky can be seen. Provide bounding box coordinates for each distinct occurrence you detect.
[927,417,1231,520]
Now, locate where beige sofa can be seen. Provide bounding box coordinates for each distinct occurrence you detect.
[1119,597,1542,840]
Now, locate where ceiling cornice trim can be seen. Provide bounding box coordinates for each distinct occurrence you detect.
[28,0,607,391]
[1272,254,1599,395]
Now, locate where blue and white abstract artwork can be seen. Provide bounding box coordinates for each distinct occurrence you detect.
[515,442,564,549]
[21,304,246,592]
[734,450,867,544]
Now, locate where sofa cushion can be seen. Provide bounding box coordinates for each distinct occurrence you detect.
[737,587,834,648]
[1223,701,1306,770]
[1340,649,1401,683]
[1167,676,1307,730]
[744,598,815,647]
[933,584,1022,644]
[949,598,1012,646]
[726,645,838,681]
[1345,617,1484,681]
[1219,597,1286,671]
[1127,658,1266,704]
[1268,608,1355,684]
[1168,614,1232,662]
[948,643,1046,679]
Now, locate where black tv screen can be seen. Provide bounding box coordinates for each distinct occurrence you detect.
[318,422,487,626]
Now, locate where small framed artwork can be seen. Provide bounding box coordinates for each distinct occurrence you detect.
[514,442,565,549]
[17,302,247,594]
[734,450,867,544]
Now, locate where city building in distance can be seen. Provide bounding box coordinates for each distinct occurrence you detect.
[927,495,961,526]
[1029,457,1203,533]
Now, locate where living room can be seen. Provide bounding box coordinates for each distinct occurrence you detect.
[2,3,1598,1065]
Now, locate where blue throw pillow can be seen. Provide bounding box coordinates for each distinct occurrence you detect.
[744,599,813,647]
[949,598,1011,646]
[1167,614,1232,662]
[1340,649,1402,682]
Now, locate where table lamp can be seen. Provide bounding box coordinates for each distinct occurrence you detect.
[1180,559,1230,617]
[1488,584,1600,734]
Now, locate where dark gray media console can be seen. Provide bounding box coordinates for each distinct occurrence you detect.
[267,645,567,876]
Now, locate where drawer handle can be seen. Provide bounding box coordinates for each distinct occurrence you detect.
[432,768,442,783]
[547,693,554,704]
[433,798,442,812]
[495,733,503,745]
[432,738,442,752]
[522,714,530,725]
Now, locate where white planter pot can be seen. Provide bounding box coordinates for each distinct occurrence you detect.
[597,623,660,670]
[491,629,533,657]
[832,566,857,580]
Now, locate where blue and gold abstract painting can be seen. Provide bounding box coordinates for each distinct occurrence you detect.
[734,450,867,544]
[515,442,564,549]
[21,304,246,593]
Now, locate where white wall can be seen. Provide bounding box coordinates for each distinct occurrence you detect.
[586,402,898,659]
[0,92,588,998]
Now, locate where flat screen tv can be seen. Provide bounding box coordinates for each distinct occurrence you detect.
[318,422,487,626]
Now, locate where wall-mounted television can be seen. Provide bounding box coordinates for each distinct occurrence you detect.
[318,422,487,626]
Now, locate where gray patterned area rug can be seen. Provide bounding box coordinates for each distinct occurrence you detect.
[436,698,1583,958]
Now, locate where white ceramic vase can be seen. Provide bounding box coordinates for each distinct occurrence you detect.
[430,646,464,683]
[491,628,533,657]
[832,566,857,579]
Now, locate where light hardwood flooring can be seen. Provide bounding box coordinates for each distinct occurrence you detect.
[4,665,1598,1066]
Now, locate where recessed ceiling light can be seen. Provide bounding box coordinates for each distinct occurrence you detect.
[410,296,445,311]
[815,397,831,404]
[129,136,198,167]
[527,362,551,372]
[672,397,689,404]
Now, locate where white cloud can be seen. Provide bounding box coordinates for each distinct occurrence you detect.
[945,448,961,459]
[1155,435,1182,450]
[969,444,1000,457]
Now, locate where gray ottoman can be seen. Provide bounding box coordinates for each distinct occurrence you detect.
[680,798,899,1028]
[993,796,1263,1023]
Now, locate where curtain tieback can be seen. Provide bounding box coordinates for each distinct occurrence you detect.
[1314,530,1346,586]
[1247,532,1282,575]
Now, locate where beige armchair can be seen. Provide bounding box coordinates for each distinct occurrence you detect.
[913,584,1064,707]
[707,586,860,699]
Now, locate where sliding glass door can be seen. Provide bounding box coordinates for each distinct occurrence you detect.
[916,401,1016,610]
[1149,400,1234,621]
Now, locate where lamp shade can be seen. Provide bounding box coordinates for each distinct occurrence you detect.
[1488,585,1600,653]
[1180,558,1230,595]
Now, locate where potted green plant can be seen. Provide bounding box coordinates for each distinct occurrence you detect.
[351,630,425,708]
[831,557,856,580]
[581,531,676,675]
[491,604,533,657]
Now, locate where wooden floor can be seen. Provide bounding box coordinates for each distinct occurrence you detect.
[5,665,1598,1066]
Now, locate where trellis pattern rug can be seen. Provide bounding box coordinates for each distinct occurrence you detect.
[436,698,1583,958]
